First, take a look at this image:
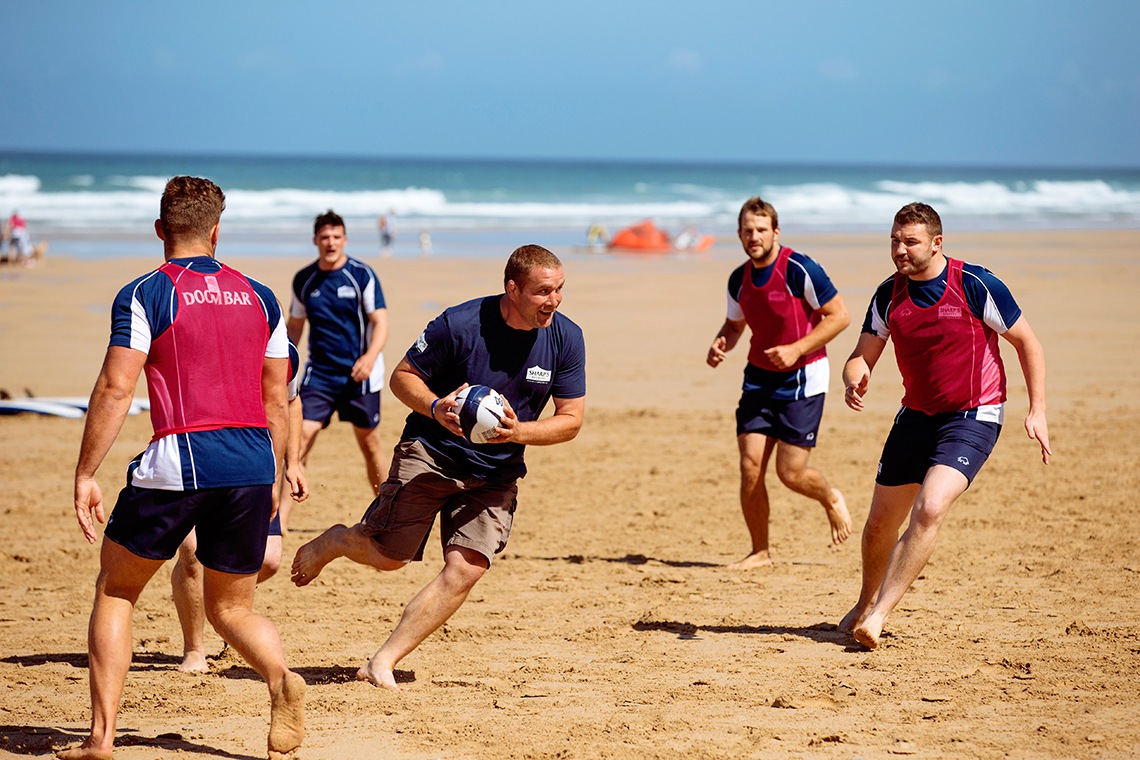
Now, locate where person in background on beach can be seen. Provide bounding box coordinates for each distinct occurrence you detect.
[379,213,394,257]
[419,229,432,257]
[5,211,31,264]
[64,176,304,760]
[839,202,1050,650]
[170,341,309,673]
[706,196,852,570]
[290,244,585,692]
[286,210,389,531]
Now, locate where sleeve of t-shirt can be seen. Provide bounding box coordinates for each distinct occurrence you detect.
[289,270,307,320]
[248,277,289,359]
[362,265,386,312]
[405,310,456,381]
[786,252,838,310]
[725,264,746,322]
[861,277,895,340]
[962,263,1022,333]
[551,320,587,400]
[109,270,170,353]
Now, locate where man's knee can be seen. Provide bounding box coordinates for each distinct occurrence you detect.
[442,547,489,590]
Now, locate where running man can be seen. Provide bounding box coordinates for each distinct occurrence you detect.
[63,176,304,760]
[707,196,852,570]
[286,210,389,529]
[290,245,586,692]
[839,202,1050,649]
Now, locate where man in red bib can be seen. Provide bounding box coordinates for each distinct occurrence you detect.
[840,202,1051,649]
[707,197,852,570]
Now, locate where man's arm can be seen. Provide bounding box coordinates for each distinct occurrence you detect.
[999,315,1051,464]
[389,356,466,438]
[494,394,584,446]
[286,315,306,348]
[284,394,309,502]
[262,357,290,516]
[74,346,147,544]
[707,318,747,368]
[765,294,851,370]
[842,332,888,412]
[351,307,389,383]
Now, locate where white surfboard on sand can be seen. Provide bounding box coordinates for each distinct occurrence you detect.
[0,397,150,418]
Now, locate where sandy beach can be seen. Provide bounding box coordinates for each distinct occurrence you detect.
[1,228,1138,759]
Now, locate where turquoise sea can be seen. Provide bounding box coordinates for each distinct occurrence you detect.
[2,151,1139,258]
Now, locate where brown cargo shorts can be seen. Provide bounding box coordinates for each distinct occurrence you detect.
[360,439,518,565]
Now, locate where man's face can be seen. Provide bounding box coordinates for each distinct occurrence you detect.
[889,222,942,278]
[508,266,565,330]
[737,211,780,263]
[314,225,347,267]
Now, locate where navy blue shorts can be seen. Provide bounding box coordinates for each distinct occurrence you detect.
[104,483,273,575]
[736,392,825,447]
[301,386,380,430]
[268,512,282,537]
[876,411,1002,487]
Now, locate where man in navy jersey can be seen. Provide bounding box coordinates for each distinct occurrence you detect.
[707,197,852,570]
[290,244,586,692]
[286,210,389,529]
[65,177,304,760]
[839,202,1051,650]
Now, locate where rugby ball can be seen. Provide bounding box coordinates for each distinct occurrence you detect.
[454,385,507,444]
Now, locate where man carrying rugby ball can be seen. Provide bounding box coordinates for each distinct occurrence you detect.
[291,244,586,691]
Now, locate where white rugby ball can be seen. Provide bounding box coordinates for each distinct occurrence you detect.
[454,385,507,444]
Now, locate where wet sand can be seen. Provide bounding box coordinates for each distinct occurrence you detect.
[1,229,1138,758]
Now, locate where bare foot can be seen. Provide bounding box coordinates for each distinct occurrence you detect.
[290,524,349,587]
[853,620,882,650]
[268,670,305,760]
[356,660,406,692]
[838,602,871,634]
[824,488,852,545]
[178,650,209,673]
[56,743,112,760]
[727,550,773,570]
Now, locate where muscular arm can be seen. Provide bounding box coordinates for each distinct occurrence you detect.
[707,318,746,368]
[286,315,306,348]
[842,332,888,412]
[284,394,309,501]
[1000,315,1051,464]
[74,346,146,543]
[765,293,851,370]
[503,395,585,446]
[262,357,290,504]
[351,307,389,382]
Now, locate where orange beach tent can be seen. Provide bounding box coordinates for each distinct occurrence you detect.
[607,220,672,252]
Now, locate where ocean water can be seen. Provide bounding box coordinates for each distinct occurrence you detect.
[2,151,1139,258]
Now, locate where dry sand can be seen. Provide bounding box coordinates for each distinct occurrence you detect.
[1,229,1138,759]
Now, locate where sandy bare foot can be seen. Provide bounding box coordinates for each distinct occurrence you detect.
[727,551,773,570]
[178,650,209,673]
[853,621,882,650]
[356,660,407,692]
[838,602,871,633]
[290,524,348,587]
[56,743,112,760]
[824,488,852,545]
[268,670,305,760]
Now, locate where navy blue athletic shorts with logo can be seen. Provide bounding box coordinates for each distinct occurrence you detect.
[876,409,1002,487]
[104,483,273,575]
[301,386,381,430]
[736,392,825,447]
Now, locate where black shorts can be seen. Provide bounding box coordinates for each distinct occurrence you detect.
[876,411,1002,487]
[736,392,825,447]
[301,386,380,430]
[104,483,273,575]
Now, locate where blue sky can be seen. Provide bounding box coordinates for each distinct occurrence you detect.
[3,1,1138,167]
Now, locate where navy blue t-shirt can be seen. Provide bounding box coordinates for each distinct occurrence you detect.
[402,295,586,482]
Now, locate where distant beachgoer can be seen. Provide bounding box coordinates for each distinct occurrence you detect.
[706,196,852,570]
[286,210,389,531]
[379,213,395,257]
[62,176,304,760]
[586,223,609,252]
[171,341,309,674]
[839,202,1050,650]
[420,229,432,257]
[290,245,586,692]
[6,212,31,264]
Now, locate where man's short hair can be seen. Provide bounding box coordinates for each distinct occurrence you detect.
[504,245,561,290]
[314,210,346,235]
[738,196,779,229]
[894,202,942,238]
[160,176,225,243]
